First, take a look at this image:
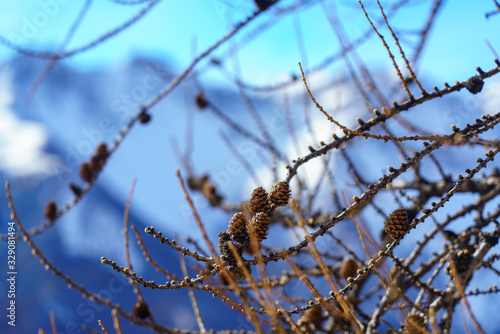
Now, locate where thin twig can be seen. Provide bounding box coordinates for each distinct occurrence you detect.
[178,238,206,333]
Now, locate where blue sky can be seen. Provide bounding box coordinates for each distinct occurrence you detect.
[0,1,498,83]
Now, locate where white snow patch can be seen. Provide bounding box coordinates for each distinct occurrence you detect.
[0,69,57,177]
[480,76,500,116]
[245,71,366,194]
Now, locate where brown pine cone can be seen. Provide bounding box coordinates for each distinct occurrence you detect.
[402,310,429,334]
[69,183,82,197]
[132,301,150,319]
[79,162,94,182]
[90,155,105,173]
[464,76,484,94]
[269,181,291,207]
[229,262,251,280]
[89,143,109,173]
[254,0,274,11]
[229,266,245,280]
[44,201,58,220]
[195,92,208,109]
[249,187,271,215]
[95,143,109,159]
[217,231,231,261]
[248,212,270,242]
[384,208,410,239]
[228,212,248,244]
[340,258,357,280]
[202,183,222,207]
[218,231,243,267]
[297,306,324,330]
[138,111,151,123]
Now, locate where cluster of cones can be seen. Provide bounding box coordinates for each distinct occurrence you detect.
[218,180,291,279]
[79,143,110,183]
[43,143,110,222]
[229,180,291,244]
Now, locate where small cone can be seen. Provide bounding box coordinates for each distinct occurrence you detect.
[229,262,251,280]
[464,76,484,94]
[195,92,208,109]
[132,301,150,319]
[90,155,105,173]
[95,143,108,158]
[44,201,58,220]
[138,112,151,123]
[402,310,429,334]
[269,181,291,207]
[218,231,232,260]
[254,0,274,11]
[248,212,270,242]
[69,183,82,197]
[340,258,357,280]
[298,306,324,329]
[384,208,409,239]
[79,163,94,182]
[228,212,248,243]
[90,143,109,173]
[217,231,242,267]
[249,187,271,215]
